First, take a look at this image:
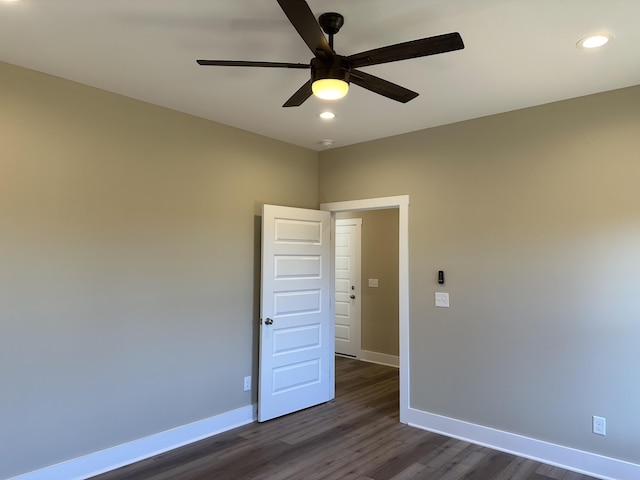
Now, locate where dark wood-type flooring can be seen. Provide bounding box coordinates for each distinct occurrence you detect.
[93,357,598,480]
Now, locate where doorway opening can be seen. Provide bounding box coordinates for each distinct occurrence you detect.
[334,211,399,367]
[321,195,409,423]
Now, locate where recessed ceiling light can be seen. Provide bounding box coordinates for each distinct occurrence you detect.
[577,34,612,49]
[319,111,336,120]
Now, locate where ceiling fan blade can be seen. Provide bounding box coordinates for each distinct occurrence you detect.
[350,69,419,103]
[347,32,464,68]
[197,60,310,69]
[283,80,313,107]
[277,0,333,59]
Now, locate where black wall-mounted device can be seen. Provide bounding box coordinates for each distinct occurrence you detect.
[438,270,445,285]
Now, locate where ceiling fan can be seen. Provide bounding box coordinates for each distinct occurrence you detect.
[197,0,464,107]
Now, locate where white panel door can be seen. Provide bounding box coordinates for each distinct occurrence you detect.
[335,219,361,358]
[259,204,334,422]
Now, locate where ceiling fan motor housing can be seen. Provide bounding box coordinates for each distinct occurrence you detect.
[311,56,350,84]
[319,12,344,35]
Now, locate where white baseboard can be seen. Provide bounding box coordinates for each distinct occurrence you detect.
[405,407,639,480]
[13,405,256,480]
[359,350,399,368]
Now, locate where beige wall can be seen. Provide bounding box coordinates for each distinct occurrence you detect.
[0,61,318,478]
[337,210,399,356]
[320,85,640,465]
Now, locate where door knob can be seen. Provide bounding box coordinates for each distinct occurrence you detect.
[350,295,356,299]
[265,318,274,325]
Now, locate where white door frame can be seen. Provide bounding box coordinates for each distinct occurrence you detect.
[321,195,409,424]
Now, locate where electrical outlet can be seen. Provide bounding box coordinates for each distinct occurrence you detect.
[243,376,251,392]
[593,415,606,435]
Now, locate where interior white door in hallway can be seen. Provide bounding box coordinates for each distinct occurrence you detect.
[259,204,334,422]
[334,218,362,358]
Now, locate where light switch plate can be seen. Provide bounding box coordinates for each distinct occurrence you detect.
[368,278,379,287]
[435,292,450,308]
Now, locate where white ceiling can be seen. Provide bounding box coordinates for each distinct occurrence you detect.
[2,0,639,151]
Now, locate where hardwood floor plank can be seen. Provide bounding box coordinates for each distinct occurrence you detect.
[311,437,413,480]
[387,462,430,480]
[417,438,474,470]
[287,424,419,480]
[493,456,540,480]
[264,417,402,480]
[528,474,560,480]
[424,450,487,480]
[461,450,517,480]
[536,463,573,479]
[366,434,448,479]
[92,357,599,480]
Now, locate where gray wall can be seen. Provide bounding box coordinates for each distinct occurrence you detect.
[337,210,399,356]
[320,86,640,465]
[0,61,318,479]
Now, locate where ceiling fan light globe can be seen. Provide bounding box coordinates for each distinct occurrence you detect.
[312,79,349,100]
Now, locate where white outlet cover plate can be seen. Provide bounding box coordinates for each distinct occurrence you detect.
[593,415,606,435]
[435,292,450,308]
